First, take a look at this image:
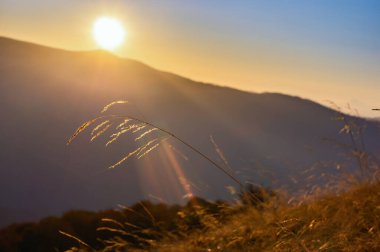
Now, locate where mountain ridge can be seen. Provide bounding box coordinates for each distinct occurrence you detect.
[0,35,345,113]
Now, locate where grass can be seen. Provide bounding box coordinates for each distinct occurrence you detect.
[67,101,246,188]
[62,101,380,251]
[131,181,380,252]
[59,181,380,252]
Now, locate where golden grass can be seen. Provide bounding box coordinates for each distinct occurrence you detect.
[152,182,380,252]
[67,101,245,188]
[64,101,380,251]
[101,101,128,114]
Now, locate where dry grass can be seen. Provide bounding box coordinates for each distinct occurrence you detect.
[151,182,380,252]
[64,101,380,251]
[62,182,380,252]
[67,101,245,187]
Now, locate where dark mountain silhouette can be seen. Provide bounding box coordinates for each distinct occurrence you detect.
[0,37,379,227]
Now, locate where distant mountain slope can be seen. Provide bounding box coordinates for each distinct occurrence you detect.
[0,37,379,227]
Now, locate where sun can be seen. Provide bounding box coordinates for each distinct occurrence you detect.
[93,17,126,50]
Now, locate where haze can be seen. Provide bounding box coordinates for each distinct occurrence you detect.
[1,0,379,117]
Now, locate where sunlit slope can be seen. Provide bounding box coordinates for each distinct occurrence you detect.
[154,182,380,251]
[0,37,379,227]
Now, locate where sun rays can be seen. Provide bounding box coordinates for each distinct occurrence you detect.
[67,101,197,201]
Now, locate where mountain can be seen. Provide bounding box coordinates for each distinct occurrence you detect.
[0,37,379,227]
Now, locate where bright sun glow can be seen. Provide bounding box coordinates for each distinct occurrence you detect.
[93,17,125,50]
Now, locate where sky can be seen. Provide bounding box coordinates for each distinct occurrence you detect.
[1,0,379,117]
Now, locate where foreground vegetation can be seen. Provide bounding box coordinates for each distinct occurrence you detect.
[1,181,379,251]
[155,181,380,252]
[1,102,377,251]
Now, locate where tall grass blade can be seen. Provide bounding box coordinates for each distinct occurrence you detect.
[101,100,128,113]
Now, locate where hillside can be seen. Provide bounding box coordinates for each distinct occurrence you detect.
[154,182,380,252]
[0,36,379,227]
[1,181,379,251]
